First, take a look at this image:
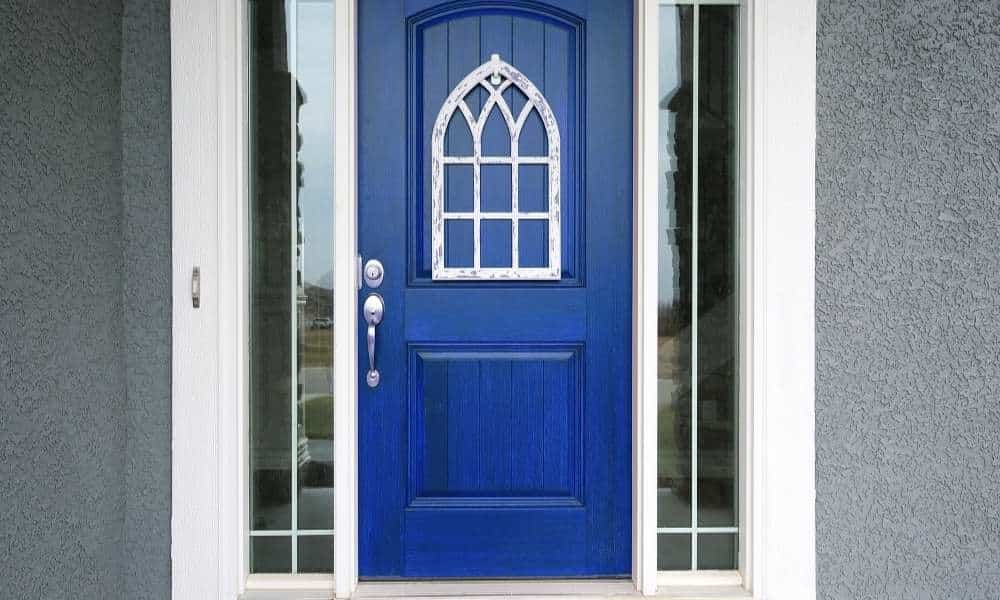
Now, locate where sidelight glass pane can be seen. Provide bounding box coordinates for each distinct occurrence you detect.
[697,533,737,570]
[251,536,292,573]
[657,2,741,571]
[656,3,694,531]
[297,535,336,574]
[248,0,335,574]
[696,4,739,531]
[657,534,692,571]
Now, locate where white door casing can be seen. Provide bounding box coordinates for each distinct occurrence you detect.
[169,0,815,598]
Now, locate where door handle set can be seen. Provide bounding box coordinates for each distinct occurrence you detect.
[363,293,384,388]
[361,258,385,388]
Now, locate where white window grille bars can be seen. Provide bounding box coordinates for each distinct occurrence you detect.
[657,0,742,573]
[431,53,561,280]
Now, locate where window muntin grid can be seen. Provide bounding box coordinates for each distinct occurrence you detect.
[431,54,561,280]
[247,0,336,574]
[657,0,741,572]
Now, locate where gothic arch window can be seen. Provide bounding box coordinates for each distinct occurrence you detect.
[431,54,561,280]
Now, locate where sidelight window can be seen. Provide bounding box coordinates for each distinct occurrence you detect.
[247,0,336,574]
[656,0,742,573]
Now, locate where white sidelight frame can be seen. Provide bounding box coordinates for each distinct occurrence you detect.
[644,0,743,579]
[635,0,816,596]
[171,0,815,598]
[171,0,356,597]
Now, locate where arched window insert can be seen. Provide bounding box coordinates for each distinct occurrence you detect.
[431,53,561,280]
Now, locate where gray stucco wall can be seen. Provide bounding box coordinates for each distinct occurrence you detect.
[122,0,172,598]
[816,1,1000,599]
[0,1,171,598]
[0,2,126,597]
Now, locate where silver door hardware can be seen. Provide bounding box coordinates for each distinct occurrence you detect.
[191,267,201,308]
[363,293,385,388]
[363,258,384,288]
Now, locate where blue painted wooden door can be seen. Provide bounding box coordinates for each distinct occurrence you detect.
[358,0,632,578]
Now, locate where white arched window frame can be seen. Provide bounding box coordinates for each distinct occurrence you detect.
[431,54,562,280]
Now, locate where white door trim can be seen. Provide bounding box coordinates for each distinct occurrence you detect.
[170,0,243,597]
[745,1,817,596]
[170,0,358,597]
[330,0,359,595]
[170,0,815,598]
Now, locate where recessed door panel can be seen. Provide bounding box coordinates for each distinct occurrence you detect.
[410,345,582,499]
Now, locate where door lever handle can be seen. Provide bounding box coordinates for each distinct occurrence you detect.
[363,293,385,388]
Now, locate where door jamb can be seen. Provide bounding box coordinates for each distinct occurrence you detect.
[331,0,359,595]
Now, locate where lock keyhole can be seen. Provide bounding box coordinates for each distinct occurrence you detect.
[363,258,384,288]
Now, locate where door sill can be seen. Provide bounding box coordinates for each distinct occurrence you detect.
[354,579,750,599]
[241,578,751,600]
[355,580,634,598]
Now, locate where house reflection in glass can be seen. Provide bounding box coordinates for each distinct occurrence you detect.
[657,3,740,572]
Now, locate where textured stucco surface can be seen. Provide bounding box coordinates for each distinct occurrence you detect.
[816,1,1000,599]
[0,2,126,597]
[0,1,171,598]
[122,0,172,598]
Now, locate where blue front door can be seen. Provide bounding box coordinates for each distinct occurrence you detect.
[358,0,632,578]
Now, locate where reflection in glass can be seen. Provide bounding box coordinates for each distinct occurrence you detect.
[657,534,691,571]
[298,535,336,574]
[249,0,335,574]
[657,2,740,571]
[697,533,738,570]
[251,536,292,574]
[696,5,739,530]
[656,4,694,531]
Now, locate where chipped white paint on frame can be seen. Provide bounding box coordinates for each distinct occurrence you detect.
[431,54,562,280]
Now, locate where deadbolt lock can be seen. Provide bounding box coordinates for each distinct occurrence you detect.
[363,259,384,288]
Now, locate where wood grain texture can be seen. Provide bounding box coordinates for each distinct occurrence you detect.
[410,346,580,498]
